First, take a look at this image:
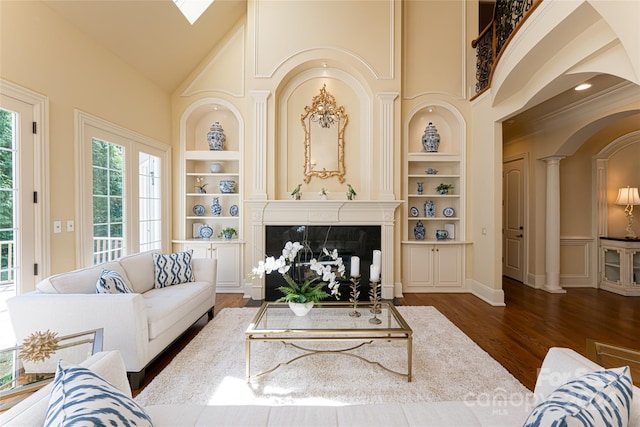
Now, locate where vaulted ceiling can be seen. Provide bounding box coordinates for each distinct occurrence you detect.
[41,0,632,129]
[42,0,246,92]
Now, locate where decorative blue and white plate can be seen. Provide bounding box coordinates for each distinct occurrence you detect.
[229,204,239,216]
[410,207,419,217]
[199,224,213,239]
[443,207,455,217]
[192,204,205,216]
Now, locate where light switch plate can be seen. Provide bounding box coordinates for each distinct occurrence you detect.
[67,220,74,232]
[53,221,61,233]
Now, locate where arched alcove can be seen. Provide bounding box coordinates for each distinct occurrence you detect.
[594,130,640,238]
[274,65,373,200]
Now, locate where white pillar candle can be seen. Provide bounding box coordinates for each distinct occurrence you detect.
[370,264,380,281]
[350,256,360,277]
[373,250,382,270]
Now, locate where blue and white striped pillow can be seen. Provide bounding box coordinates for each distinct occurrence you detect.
[44,361,153,427]
[153,250,195,288]
[524,366,632,427]
[96,268,133,294]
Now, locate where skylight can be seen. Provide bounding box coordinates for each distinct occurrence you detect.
[173,0,215,25]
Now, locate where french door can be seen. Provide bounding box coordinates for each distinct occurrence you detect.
[0,83,46,296]
[77,111,170,267]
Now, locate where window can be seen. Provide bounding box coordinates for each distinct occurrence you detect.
[92,138,125,263]
[139,152,162,252]
[77,111,170,266]
[0,109,16,285]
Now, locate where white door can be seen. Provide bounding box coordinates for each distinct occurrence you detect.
[0,97,36,295]
[503,157,526,282]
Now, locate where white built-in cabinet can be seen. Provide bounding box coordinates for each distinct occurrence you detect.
[173,100,244,293]
[599,237,640,296]
[402,103,467,292]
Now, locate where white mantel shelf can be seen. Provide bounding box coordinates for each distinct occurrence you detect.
[245,200,403,300]
[245,200,403,225]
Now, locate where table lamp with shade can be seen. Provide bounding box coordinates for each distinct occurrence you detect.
[615,186,640,239]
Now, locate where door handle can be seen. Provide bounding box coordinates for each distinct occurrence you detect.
[517,234,523,238]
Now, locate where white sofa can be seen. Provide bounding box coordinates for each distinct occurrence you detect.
[6,251,217,388]
[2,348,638,426]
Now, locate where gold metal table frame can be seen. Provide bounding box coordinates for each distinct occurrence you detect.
[0,329,103,411]
[245,302,412,382]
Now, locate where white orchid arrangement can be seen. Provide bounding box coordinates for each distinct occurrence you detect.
[251,241,345,303]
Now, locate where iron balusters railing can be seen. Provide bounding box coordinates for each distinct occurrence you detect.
[472,0,540,96]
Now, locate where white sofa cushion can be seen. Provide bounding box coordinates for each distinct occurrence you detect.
[96,268,133,293]
[117,250,157,294]
[44,361,152,427]
[144,281,213,340]
[145,402,534,427]
[36,262,129,294]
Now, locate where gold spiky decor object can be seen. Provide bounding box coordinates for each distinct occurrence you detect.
[19,330,60,363]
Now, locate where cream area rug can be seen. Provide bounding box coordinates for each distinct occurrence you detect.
[135,306,531,407]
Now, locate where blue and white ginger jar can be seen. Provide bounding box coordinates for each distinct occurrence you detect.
[207,121,226,151]
[422,122,440,152]
[414,220,426,241]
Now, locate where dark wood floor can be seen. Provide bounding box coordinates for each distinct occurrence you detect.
[132,278,640,396]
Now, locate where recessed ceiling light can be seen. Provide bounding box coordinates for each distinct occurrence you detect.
[321,62,328,68]
[574,83,592,91]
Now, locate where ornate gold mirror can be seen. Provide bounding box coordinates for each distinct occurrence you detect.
[301,84,348,183]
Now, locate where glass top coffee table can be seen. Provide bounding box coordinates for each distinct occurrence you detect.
[0,329,103,411]
[245,302,412,382]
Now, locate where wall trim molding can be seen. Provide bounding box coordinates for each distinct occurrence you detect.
[467,279,505,306]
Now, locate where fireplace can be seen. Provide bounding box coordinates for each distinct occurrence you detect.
[264,225,381,301]
[245,200,402,300]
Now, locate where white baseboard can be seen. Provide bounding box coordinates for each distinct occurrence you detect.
[527,273,545,289]
[468,279,505,306]
[394,281,404,299]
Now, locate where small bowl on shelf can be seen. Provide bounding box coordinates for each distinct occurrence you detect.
[219,180,236,193]
[210,162,223,173]
[426,168,438,175]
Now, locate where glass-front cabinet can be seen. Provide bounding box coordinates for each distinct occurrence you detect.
[173,100,244,293]
[599,237,640,296]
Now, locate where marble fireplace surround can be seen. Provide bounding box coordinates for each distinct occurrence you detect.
[245,200,402,300]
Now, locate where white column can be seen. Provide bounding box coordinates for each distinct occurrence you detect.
[249,90,270,200]
[245,201,268,300]
[544,156,566,293]
[381,221,396,299]
[378,93,398,200]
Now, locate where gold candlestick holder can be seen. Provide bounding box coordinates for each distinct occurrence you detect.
[349,275,361,317]
[368,278,382,324]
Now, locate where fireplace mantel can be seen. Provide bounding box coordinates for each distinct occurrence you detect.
[246,200,401,225]
[245,200,402,300]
